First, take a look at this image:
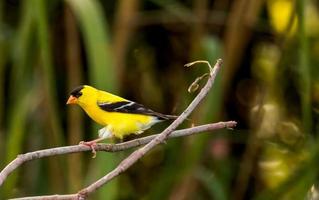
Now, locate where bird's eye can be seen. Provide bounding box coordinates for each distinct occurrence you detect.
[70,85,84,98]
[73,91,82,98]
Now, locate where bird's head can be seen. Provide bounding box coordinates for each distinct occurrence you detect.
[66,85,97,106]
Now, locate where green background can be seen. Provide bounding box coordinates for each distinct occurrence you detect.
[0,0,318,199]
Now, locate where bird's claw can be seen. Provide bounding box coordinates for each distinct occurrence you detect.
[79,141,97,158]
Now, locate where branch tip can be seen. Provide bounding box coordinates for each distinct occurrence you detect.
[216,58,223,64]
[226,121,237,129]
[188,73,210,93]
[184,60,210,68]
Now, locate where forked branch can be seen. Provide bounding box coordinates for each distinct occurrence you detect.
[1,59,231,200]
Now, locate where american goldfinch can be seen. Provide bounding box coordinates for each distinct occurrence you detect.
[66,85,177,148]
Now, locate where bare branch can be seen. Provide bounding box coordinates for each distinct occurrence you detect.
[9,194,78,200]
[4,59,226,200]
[1,121,236,189]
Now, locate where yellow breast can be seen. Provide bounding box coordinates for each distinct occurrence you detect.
[80,102,156,139]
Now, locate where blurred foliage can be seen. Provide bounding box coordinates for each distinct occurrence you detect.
[0,0,318,199]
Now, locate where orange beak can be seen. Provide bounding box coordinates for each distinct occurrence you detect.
[66,95,77,105]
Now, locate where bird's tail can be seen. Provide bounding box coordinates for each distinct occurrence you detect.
[152,112,177,120]
[155,113,192,121]
[161,114,179,120]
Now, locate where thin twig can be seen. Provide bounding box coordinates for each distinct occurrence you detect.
[5,59,224,200]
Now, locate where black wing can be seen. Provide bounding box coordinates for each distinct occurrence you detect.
[97,101,177,120]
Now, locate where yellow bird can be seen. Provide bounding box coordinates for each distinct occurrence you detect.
[66,85,177,148]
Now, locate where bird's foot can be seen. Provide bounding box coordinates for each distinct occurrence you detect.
[79,141,97,158]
